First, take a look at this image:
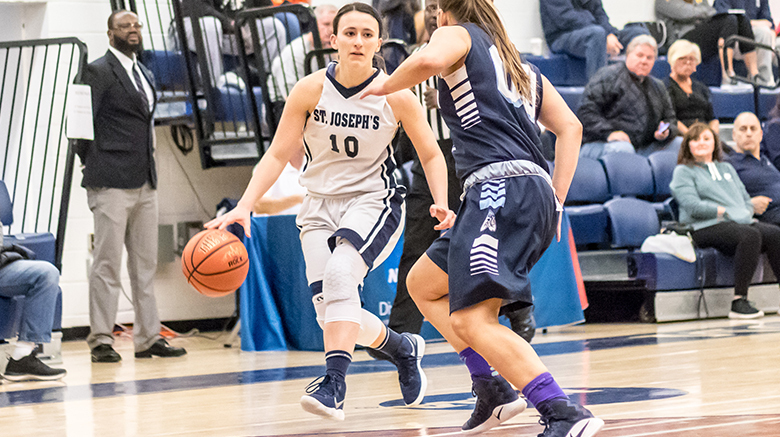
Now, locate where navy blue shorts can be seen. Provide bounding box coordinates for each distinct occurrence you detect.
[426,175,556,314]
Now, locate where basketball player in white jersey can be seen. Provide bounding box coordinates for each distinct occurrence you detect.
[207,2,455,421]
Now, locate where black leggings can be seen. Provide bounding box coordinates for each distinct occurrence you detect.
[691,221,780,296]
[683,13,756,61]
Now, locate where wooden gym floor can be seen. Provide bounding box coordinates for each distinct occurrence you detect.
[2,316,780,436]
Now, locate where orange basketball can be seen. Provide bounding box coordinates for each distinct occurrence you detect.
[181,229,250,297]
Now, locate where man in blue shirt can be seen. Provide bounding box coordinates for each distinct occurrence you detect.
[540,0,650,79]
[725,112,780,225]
[715,0,776,85]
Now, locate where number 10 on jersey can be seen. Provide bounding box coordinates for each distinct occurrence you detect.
[330,134,359,158]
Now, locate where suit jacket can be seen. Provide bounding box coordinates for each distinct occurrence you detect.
[75,50,158,189]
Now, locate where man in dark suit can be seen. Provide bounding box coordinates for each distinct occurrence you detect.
[76,9,185,363]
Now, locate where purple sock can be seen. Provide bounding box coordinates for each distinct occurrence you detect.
[522,372,567,407]
[458,347,496,380]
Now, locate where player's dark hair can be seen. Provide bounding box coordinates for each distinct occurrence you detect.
[439,0,530,100]
[333,2,384,39]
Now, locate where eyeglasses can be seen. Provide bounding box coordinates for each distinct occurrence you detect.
[113,22,144,31]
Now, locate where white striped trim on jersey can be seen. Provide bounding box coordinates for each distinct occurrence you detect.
[442,64,481,130]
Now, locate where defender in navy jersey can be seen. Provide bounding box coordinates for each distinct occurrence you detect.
[362,0,603,436]
[208,3,455,422]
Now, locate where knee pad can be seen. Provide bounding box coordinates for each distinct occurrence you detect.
[322,239,368,305]
[356,308,385,346]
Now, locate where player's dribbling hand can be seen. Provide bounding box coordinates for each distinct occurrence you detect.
[204,205,252,238]
[430,204,456,230]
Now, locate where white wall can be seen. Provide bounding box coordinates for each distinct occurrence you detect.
[6,0,780,328]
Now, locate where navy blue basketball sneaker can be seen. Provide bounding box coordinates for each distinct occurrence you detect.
[462,374,527,434]
[300,374,346,421]
[394,333,427,406]
[535,398,604,437]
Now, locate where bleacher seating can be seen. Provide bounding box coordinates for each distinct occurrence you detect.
[566,158,610,247]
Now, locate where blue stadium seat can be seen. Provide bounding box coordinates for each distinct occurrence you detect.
[140,50,187,90]
[565,158,610,247]
[525,54,587,87]
[648,150,677,200]
[600,152,654,198]
[603,197,660,248]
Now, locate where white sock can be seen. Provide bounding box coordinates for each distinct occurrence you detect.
[12,341,36,360]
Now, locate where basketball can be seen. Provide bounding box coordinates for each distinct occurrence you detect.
[181,229,250,297]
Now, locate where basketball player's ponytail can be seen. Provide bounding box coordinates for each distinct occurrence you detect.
[439,0,531,101]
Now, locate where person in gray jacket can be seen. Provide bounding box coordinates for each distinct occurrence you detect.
[670,122,780,319]
[656,0,760,85]
[578,35,682,158]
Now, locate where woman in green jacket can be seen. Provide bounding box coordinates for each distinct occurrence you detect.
[671,122,780,319]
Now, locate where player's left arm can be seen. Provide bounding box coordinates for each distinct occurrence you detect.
[389,89,456,230]
[537,75,582,204]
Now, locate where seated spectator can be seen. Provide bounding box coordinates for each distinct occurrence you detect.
[725,112,780,225]
[666,39,719,136]
[267,4,337,104]
[670,122,780,319]
[540,0,650,79]
[761,94,780,170]
[656,0,760,86]
[0,232,66,381]
[241,0,288,75]
[714,0,776,86]
[578,35,682,158]
[177,0,235,85]
[252,146,306,216]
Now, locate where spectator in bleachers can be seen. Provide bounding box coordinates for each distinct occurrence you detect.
[241,0,288,75]
[0,234,66,381]
[761,94,780,170]
[656,0,761,87]
[666,39,719,136]
[578,35,682,158]
[179,0,235,85]
[670,122,780,319]
[725,112,780,225]
[267,4,337,104]
[714,0,775,86]
[539,0,650,80]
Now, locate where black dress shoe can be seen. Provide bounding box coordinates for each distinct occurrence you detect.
[135,339,187,358]
[91,344,122,363]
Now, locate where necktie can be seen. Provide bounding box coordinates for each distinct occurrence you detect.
[132,63,150,111]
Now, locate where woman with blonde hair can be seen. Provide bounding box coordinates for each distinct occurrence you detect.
[363,0,601,435]
[666,39,719,135]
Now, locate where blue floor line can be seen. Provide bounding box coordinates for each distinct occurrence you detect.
[1,321,778,408]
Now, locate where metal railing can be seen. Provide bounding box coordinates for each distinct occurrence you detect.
[0,37,88,270]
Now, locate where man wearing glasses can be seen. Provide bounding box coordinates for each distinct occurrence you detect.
[75,10,186,364]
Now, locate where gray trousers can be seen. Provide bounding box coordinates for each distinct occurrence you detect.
[86,183,161,352]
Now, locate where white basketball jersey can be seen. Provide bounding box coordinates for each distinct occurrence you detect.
[300,63,400,196]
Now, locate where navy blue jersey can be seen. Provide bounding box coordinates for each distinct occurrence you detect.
[437,23,547,181]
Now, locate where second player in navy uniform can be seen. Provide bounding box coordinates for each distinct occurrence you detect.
[362,0,603,436]
[207,2,455,421]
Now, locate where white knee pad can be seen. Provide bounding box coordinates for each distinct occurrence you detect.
[356,309,385,346]
[322,239,368,304]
